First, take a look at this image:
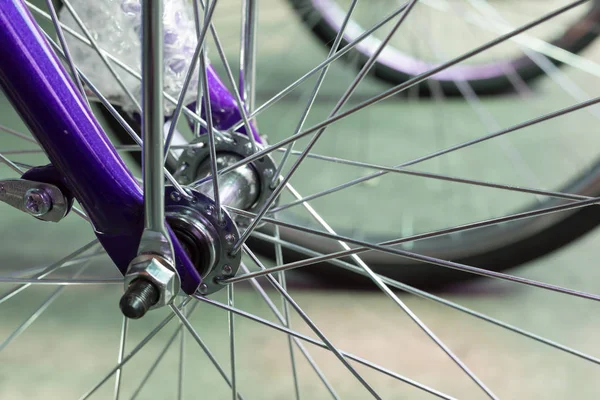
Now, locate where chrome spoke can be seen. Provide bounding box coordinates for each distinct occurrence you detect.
[113,317,128,400]
[199,45,223,222]
[245,94,600,206]
[274,226,302,400]
[26,2,220,144]
[129,302,199,400]
[227,196,600,280]
[271,0,359,188]
[0,152,26,174]
[0,260,91,352]
[227,284,237,400]
[192,0,204,139]
[44,0,88,104]
[278,185,496,399]
[198,85,600,197]
[163,0,218,157]
[212,0,594,177]
[229,2,411,132]
[232,0,420,253]
[177,305,185,400]
[239,262,338,399]
[0,240,98,306]
[253,231,600,366]
[422,0,600,79]
[269,150,590,213]
[61,0,141,111]
[197,296,454,400]
[0,277,122,285]
[242,245,380,399]
[197,0,258,149]
[170,304,245,400]
[0,124,37,145]
[80,298,190,400]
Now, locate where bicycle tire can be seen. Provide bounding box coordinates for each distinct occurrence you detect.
[287,0,600,95]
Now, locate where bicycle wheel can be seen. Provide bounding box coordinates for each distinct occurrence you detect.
[288,0,600,95]
[3,0,600,398]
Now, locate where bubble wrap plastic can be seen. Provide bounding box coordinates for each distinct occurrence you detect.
[60,0,199,115]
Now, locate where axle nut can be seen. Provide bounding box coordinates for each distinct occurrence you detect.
[124,254,181,309]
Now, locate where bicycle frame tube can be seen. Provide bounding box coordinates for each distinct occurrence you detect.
[0,0,203,293]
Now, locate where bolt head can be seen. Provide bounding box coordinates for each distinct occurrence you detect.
[225,233,236,244]
[263,168,274,179]
[221,265,233,276]
[198,283,208,295]
[170,191,182,202]
[23,188,51,217]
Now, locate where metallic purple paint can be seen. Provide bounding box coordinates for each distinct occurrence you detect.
[0,0,200,294]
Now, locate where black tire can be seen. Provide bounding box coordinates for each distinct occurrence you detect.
[287,0,600,95]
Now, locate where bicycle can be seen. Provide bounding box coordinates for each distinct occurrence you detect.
[2,0,600,398]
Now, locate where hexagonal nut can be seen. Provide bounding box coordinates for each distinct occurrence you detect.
[124,254,181,309]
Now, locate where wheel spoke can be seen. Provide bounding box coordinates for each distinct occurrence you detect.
[465,0,600,121]
[26,2,219,143]
[232,0,420,253]
[44,0,88,104]
[243,94,600,209]
[271,0,359,188]
[239,208,600,301]
[0,259,92,352]
[197,0,258,148]
[61,0,141,111]
[269,150,590,214]
[239,262,339,399]
[0,124,37,145]
[210,0,594,180]
[274,225,303,400]
[422,0,600,79]
[0,240,98,306]
[275,185,497,399]
[197,296,454,400]
[253,231,600,366]
[79,298,191,400]
[228,2,411,132]
[226,195,600,280]
[113,317,128,400]
[177,305,186,400]
[199,43,223,222]
[0,277,122,285]
[170,303,246,400]
[129,302,199,400]
[227,284,237,400]
[243,245,380,399]
[163,0,218,158]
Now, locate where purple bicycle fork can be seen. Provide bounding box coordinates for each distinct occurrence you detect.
[0,0,252,294]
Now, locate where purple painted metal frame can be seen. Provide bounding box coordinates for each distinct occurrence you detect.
[0,0,252,294]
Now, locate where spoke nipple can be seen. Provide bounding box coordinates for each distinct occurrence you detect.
[119,278,160,319]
